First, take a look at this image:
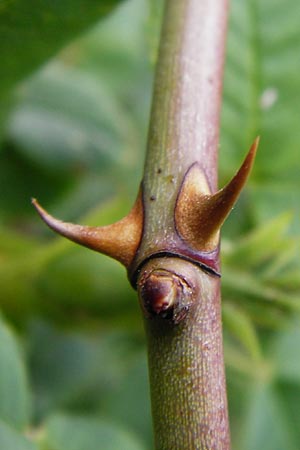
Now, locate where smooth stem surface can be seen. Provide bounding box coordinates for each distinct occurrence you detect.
[138,0,230,449]
[135,0,229,269]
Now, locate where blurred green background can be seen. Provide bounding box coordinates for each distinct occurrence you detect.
[1,0,300,449]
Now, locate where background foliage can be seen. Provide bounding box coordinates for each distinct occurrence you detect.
[0,0,300,449]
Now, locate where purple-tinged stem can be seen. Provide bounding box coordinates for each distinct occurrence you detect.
[133,0,229,271]
[138,258,230,449]
[135,1,230,449]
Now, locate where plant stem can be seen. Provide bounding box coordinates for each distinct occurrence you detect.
[132,0,229,272]
[139,258,229,449]
[32,1,252,448]
[136,1,230,448]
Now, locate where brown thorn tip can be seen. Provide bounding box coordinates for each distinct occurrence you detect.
[175,138,259,252]
[219,136,259,197]
[31,198,71,233]
[32,198,51,220]
[240,136,259,172]
[205,136,259,234]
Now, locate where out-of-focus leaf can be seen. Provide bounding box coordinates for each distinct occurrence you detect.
[222,303,262,361]
[222,268,300,313]
[8,63,136,174]
[39,249,137,321]
[219,0,300,344]
[0,147,71,220]
[75,0,152,161]
[271,266,300,291]
[28,321,143,420]
[277,382,300,445]
[229,320,300,450]
[0,316,31,429]
[250,184,300,235]
[226,368,252,447]
[270,321,300,383]
[221,212,300,334]
[102,353,153,447]
[3,0,149,222]
[220,0,300,231]
[0,421,37,450]
[0,229,40,257]
[0,0,123,100]
[222,213,294,269]
[225,341,258,378]
[42,414,146,450]
[222,213,300,330]
[3,60,138,222]
[222,213,300,332]
[235,383,298,450]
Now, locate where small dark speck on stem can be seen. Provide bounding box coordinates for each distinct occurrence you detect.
[157,168,162,174]
[150,195,156,201]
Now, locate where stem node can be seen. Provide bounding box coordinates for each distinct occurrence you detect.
[138,266,194,324]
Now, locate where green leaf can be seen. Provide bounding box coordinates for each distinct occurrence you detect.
[0,316,31,429]
[2,0,149,221]
[229,321,300,450]
[0,420,37,450]
[42,414,146,450]
[223,303,262,361]
[270,320,300,383]
[271,266,300,292]
[8,63,135,174]
[235,383,298,450]
[222,213,294,269]
[219,0,300,339]
[102,353,153,446]
[276,382,300,445]
[0,0,123,99]
[220,0,300,230]
[222,268,300,313]
[0,228,40,257]
[28,321,143,420]
[38,249,137,321]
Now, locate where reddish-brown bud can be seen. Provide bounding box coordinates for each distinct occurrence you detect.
[137,259,199,324]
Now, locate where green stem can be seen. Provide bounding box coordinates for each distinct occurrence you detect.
[138,258,230,450]
[133,0,229,271]
[135,0,230,448]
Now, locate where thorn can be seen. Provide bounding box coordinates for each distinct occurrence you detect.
[175,138,259,252]
[32,191,143,268]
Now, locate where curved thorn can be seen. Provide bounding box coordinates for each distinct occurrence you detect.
[175,137,259,252]
[207,136,259,226]
[32,191,143,268]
